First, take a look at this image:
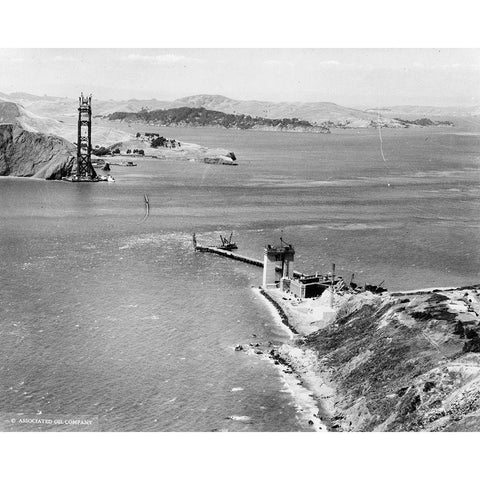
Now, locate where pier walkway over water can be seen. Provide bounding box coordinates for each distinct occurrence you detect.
[194,245,305,278]
[193,236,387,296]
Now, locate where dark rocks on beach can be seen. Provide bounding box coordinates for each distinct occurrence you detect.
[464,327,479,339]
[463,337,480,353]
[401,392,422,415]
[234,345,243,352]
[258,288,299,334]
[423,381,436,392]
[397,386,409,397]
[453,320,465,337]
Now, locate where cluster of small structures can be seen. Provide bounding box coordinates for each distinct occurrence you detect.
[136,132,180,149]
[193,234,386,300]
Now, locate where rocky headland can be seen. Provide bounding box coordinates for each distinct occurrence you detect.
[248,285,480,431]
[0,101,75,179]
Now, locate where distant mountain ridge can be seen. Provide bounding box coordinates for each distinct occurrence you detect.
[1,91,474,130]
[173,94,394,128]
[0,100,67,135]
[366,105,480,118]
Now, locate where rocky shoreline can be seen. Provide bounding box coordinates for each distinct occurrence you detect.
[231,287,339,431]
[233,340,331,432]
[247,284,480,432]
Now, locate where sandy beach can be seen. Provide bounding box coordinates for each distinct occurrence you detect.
[241,287,341,431]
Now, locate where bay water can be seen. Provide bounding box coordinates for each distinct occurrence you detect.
[0,124,479,430]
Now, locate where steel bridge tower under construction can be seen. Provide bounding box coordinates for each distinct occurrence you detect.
[71,93,97,181]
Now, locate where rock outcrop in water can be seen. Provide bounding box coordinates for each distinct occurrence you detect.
[0,124,75,179]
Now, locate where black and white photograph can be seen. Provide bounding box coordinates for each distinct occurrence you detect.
[0,1,479,477]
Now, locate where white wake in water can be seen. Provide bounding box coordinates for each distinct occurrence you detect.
[377,114,387,162]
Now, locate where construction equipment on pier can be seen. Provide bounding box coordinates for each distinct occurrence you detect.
[193,233,387,297]
[218,232,238,251]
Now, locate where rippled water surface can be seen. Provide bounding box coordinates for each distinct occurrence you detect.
[0,125,479,430]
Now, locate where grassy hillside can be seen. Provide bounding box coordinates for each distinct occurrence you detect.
[107,107,331,132]
[302,288,480,431]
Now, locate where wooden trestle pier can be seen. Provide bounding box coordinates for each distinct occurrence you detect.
[194,243,304,278]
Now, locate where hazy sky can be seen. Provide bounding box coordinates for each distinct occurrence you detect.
[1,49,479,107]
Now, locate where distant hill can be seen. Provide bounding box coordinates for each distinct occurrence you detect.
[0,91,171,118]
[366,105,480,118]
[0,100,64,135]
[0,91,473,130]
[172,94,404,128]
[107,106,331,132]
[0,94,134,144]
[0,92,406,128]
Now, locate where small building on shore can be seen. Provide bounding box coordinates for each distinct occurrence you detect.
[281,274,330,299]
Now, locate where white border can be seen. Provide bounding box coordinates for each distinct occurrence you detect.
[1,0,479,478]
[1,0,479,47]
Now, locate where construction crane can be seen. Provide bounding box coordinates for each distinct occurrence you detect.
[218,232,238,251]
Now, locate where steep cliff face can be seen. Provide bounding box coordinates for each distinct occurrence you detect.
[0,124,75,179]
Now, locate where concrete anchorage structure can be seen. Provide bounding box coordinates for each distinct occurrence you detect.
[262,239,332,298]
[262,241,295,289]
[287,274,331,298]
